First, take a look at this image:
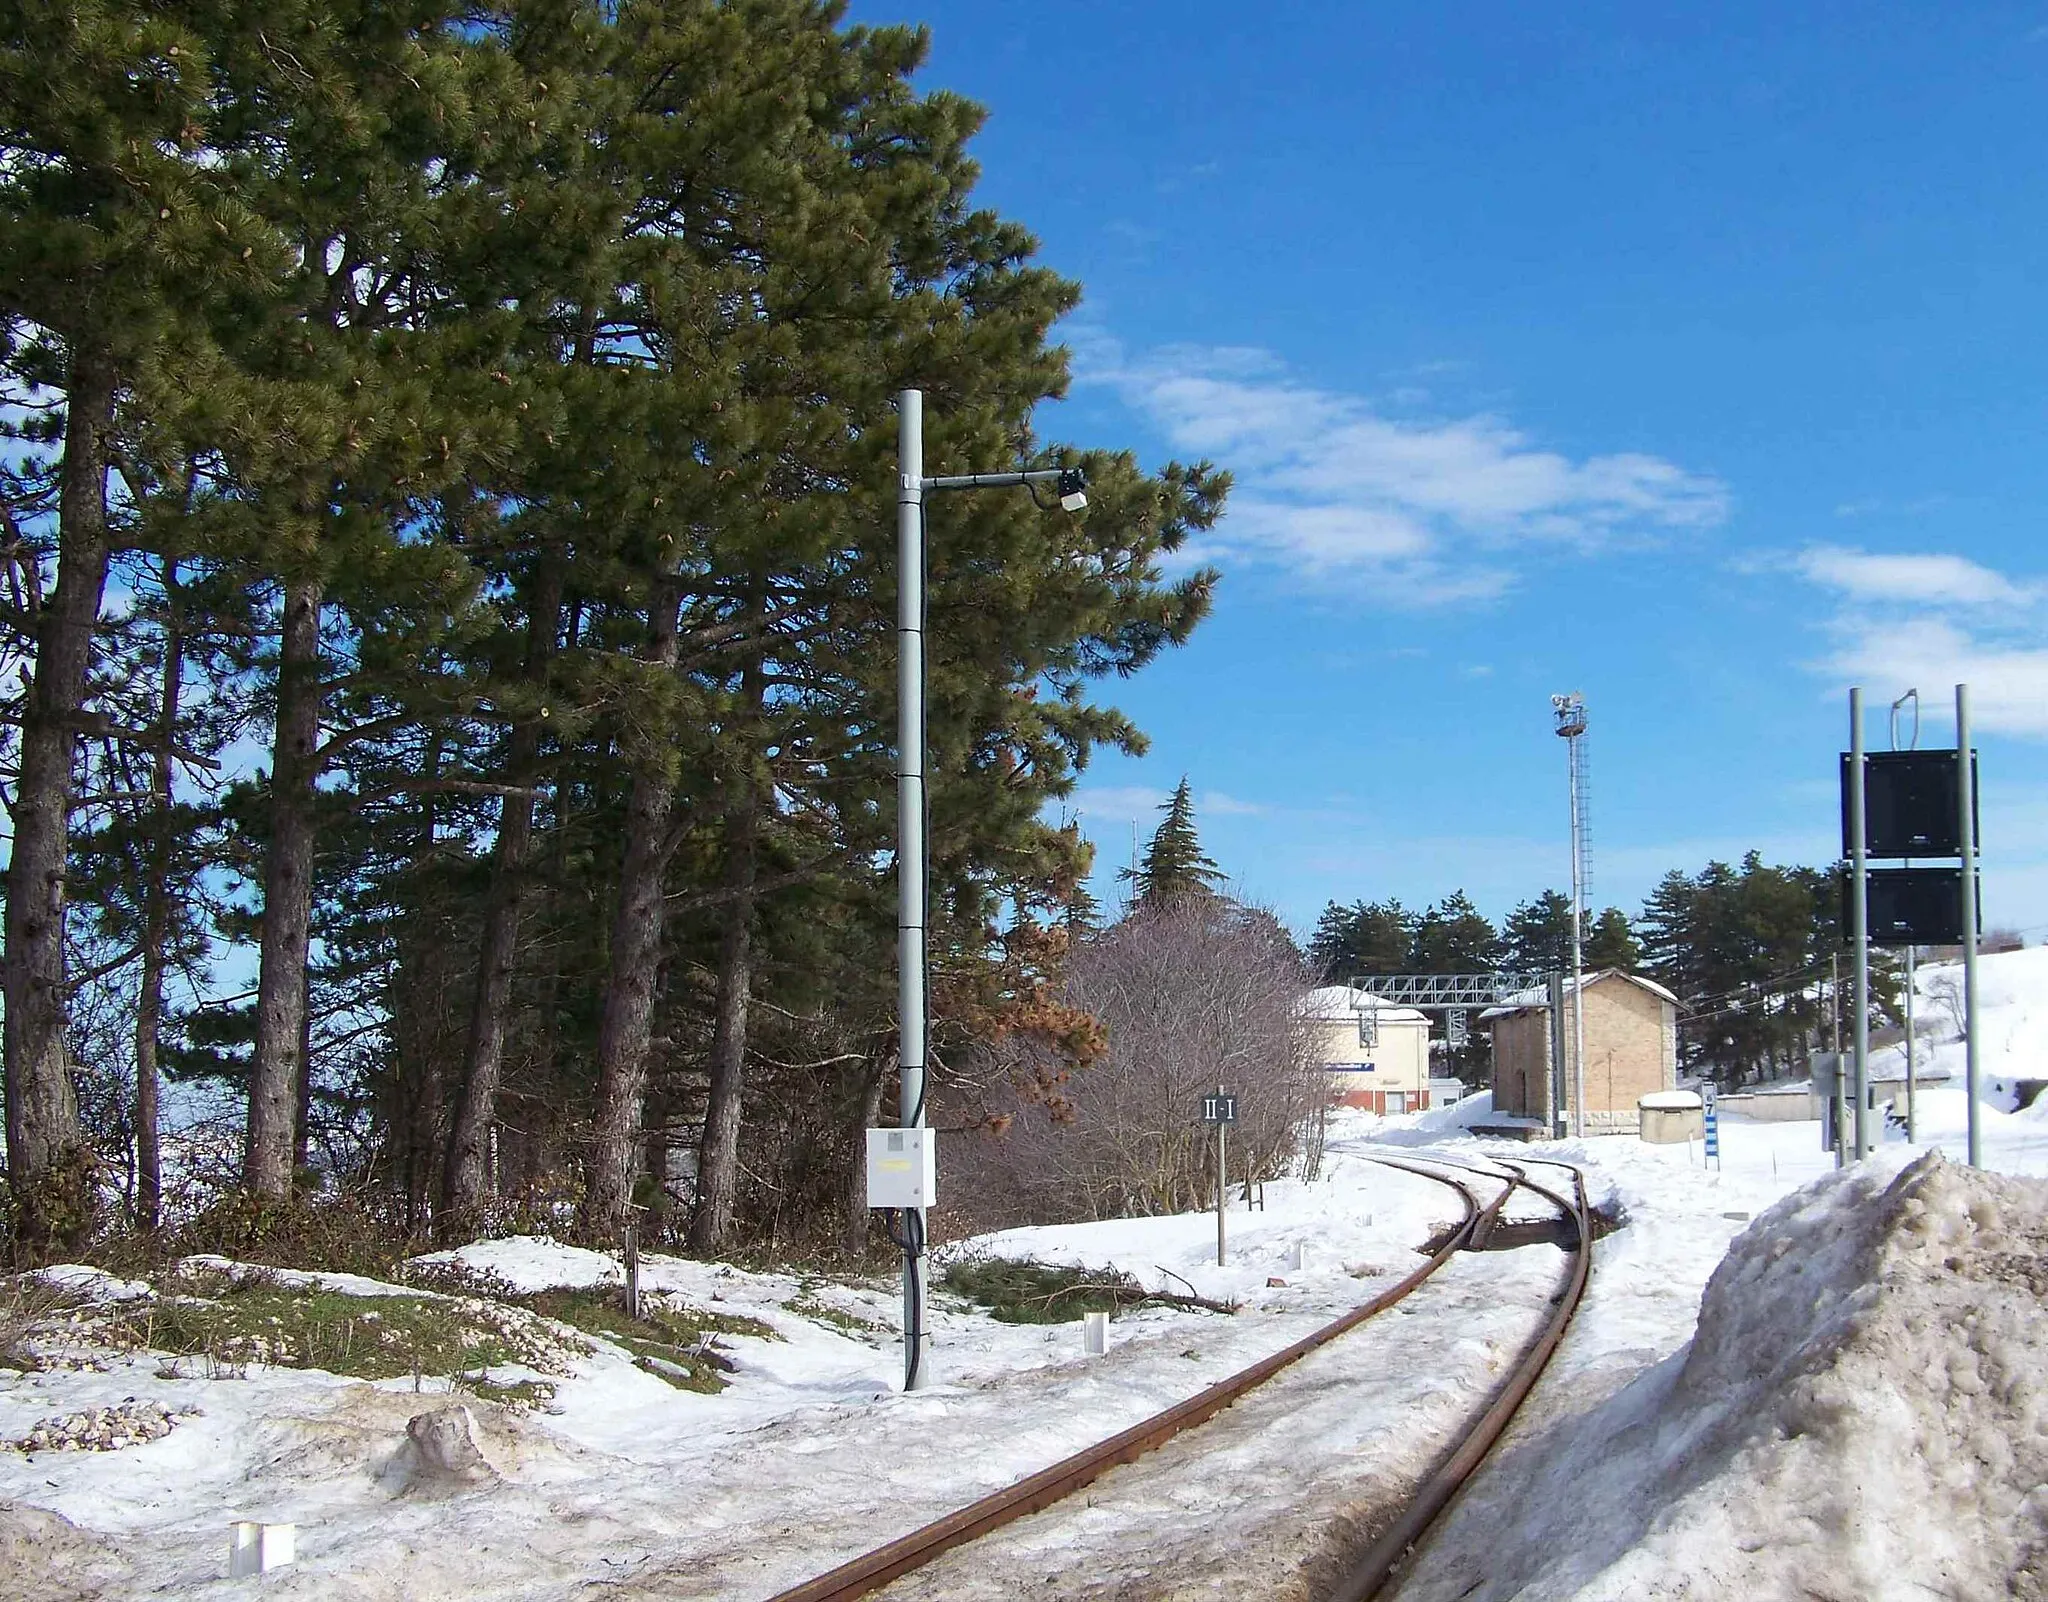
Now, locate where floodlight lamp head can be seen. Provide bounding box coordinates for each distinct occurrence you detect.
[1056,468,1088,513]
[1551,692,1587,738]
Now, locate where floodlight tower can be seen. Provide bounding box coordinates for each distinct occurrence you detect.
[1552,693,1590,1139]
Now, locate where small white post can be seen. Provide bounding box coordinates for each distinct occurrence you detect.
[229,1522,296,1577]
[1083,1310,1109,1357]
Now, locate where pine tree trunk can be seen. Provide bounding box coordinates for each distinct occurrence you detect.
[3,346,115,1253]
[686,784,759,1253]
[840,1054,890,1257]
[443,562,563,1227]
[133,570,185,1232]
[245,578,323,1199]
[580,576,683,1242]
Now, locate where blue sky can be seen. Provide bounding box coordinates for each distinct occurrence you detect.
[851,2,2048,940]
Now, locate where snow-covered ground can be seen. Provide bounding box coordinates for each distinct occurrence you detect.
[5,945,2046,1599]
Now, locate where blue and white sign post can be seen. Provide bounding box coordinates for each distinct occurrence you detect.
[1702,1083,1721,1171]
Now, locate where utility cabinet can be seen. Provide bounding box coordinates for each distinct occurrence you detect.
[865,1127,937,1209]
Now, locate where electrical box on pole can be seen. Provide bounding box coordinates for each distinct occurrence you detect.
[866,1127,937,1209]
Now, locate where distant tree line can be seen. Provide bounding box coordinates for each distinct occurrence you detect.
[0,3,1228,1260]
[1310,852,1919,1089]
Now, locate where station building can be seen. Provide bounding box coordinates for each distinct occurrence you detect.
[1481,970,1680,1135]
[1301,986,1434,1114]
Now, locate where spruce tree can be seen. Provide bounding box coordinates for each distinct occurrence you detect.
[1121,778,1224,910]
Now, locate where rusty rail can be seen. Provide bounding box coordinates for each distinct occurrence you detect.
[766,1159,1509,1602]
[1326,1160,1592,1602]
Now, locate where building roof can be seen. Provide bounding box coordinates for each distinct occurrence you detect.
[1298,986,1428,1025]
[1477,969,1681,1022]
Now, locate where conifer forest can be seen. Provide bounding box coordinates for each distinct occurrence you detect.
[0,2,1229,1260]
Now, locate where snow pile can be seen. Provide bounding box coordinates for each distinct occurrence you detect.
[1401,1151,2048,1601]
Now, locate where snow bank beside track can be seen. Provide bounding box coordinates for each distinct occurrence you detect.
[1397,1151,2048,1601]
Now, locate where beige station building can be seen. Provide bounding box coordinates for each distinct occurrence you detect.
[1300,986,1434,1114]
[1481,970,1681,1135]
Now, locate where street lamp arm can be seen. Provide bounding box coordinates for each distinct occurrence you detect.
[921,469,1066,491]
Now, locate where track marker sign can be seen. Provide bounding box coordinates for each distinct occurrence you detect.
[1202,1088,1236,1265]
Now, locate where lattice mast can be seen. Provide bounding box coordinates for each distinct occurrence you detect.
[1553,694,1590,1138]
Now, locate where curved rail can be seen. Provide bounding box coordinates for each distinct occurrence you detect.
[767,1160,1507,1602]
[1327,1160,1592,1602]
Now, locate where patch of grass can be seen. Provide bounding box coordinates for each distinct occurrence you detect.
[941,1259,1180,1325]
[517,1289,775,1395]
[456,1375,556,1411]
[782,1285,888,1339]
[115,1275,583,1382]
[0,1275,87,1371]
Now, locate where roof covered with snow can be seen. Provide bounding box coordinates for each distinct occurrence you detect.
[1298,986,1428,1024]
[1478,969,1681,1020]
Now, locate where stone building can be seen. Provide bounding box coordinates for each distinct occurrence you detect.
[1481,970,1680,1135]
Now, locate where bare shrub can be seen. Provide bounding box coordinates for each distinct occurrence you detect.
[958,899,1323,1224]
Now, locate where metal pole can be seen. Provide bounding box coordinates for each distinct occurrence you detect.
[1828,952,1844,1166]
[1904,944,1917,1143]
[1567,734,1586,1139]
[1849,688,1870,1159]
[896,388,931,1389]
[1958,683,1981,1168]
[1215,1098,1227,1267]
[1546,972,1568,1138]
[1892,690,1919,1146]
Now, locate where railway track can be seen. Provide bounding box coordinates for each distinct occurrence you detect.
[1328,1154,1592,1602]
[767,1149,1591,1602]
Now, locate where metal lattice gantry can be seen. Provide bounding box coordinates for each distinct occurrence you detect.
[1346,973,1552,1010]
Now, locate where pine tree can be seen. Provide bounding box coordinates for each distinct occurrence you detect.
[1120,779,1224,910]
[1585,906,1640,971]
[1411,891,1501,972]
[1503,890,1574,974]
[0,1,269,1249]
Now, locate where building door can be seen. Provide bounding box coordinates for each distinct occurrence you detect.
[1386,1091,1408,1115]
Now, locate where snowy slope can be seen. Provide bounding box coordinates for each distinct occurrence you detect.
[5,944,2047,1599]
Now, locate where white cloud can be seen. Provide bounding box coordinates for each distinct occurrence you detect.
[1825,617,2048,737]
[1795,545,2036,610]
[1076,336,1729,605]
[1788,545,2048,739]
